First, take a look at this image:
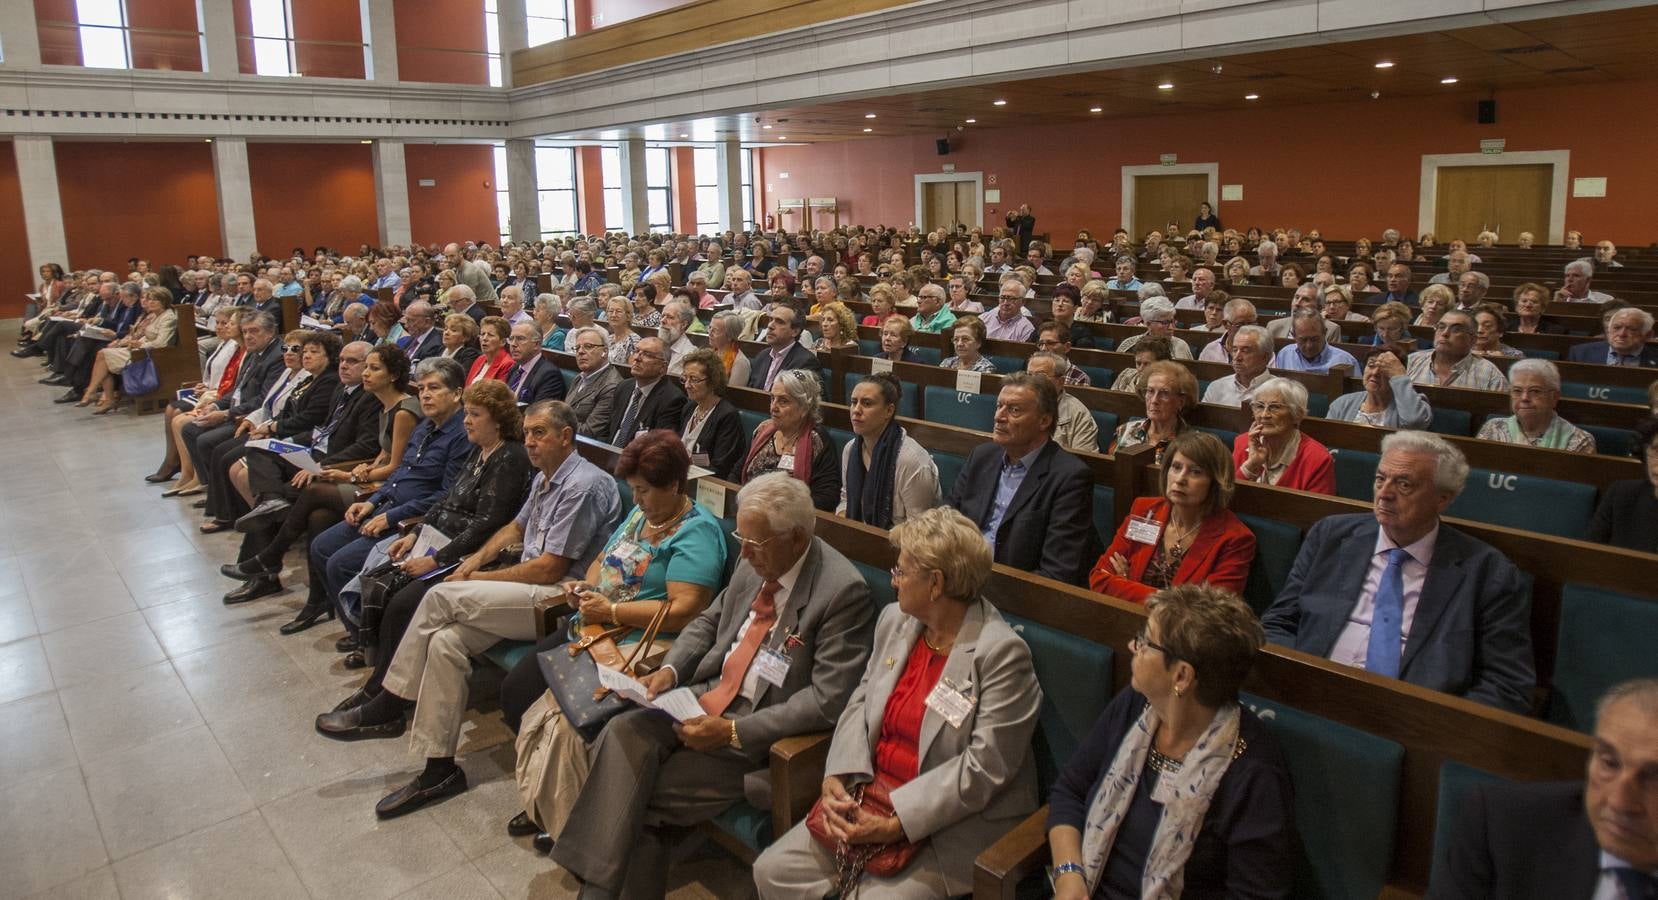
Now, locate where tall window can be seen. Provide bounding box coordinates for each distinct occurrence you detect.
[692,148,720,234]
[600,146,622,232]
[741,148,756,231]
[493,144,511,243]
[75,0,131,69]
[483,0,503,87]
[249,0,296,76]
[536,146,578,239]
[645,146,671,234]
[526,0,569,46]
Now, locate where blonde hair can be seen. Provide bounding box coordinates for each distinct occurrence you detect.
[889,506,994,602]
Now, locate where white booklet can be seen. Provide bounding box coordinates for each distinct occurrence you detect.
[245,438,322,474]
[593,666,705,722]
[408,525,452,560]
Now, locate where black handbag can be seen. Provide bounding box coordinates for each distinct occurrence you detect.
[355,560,413,668]
[537,600,671,743]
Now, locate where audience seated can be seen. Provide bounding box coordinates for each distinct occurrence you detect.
[838,371,940,527]
[1109,360,1198,460]
[1568,307,1658,367]
[1263,284,1342,344]
[506,321,568,403]
[1117,297,1193,359]
[605,334,685,445]
[166,311,284,499]
[1329,345,1433,429]
[1026,352,1099,454]
[748,306,816,390]
[741,368,840,511]
[1471,303,1523,360]
[1234,377,1336,494]
[1476,358,1597,452]
[940,314,995,372]
[80,286,179,412]
[676,347,745,481]
[1588,416,1658,552]
[1407,308,1510,391]
[1273,309,1359,374]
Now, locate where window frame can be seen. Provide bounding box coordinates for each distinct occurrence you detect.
[75,0,132,70]
[535,145,579,240]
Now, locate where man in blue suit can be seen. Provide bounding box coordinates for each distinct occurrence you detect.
[1261,430,1534,713]
[1566,307,1658,368]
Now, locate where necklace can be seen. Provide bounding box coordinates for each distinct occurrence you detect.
[1164,519,1200,551]
[922,632,950,653]
[642,497,691,536]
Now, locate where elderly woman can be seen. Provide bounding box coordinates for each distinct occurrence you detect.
[766,267,797,301]
[1322,284,1369,323]
[1118,297,1193,359]
[566,295,601,340]
[940,314,995,373]
[1361,300,1421,349]
[839,372,940,527]
[816,301,859,351]
[1508,282,1564,335]
[81,286,179,413]
[1347,261,1380,294]
[1109,360,1198,460]
[466,315,514,384]
[1328,346,1433,430]
[1476,358,1596,453]
[1472,303,1523,359]
[754,506,1042,899]
[604,297,641,366]
[535,294,567,350]
[1223,256,1251,285]
[862,283,898,326]
[677,347,745,481]
[1047,584,1293,899]
[1588,416,1658,552]
[1234,377,1335,494]
[1091,432,1255,603]
[1048,282,1095,348]
[631,281,663,329]
[439,312,482,372]
[878,314,924,365]
[806,275,838,315]
[741,368,841,511]
[1414,283,1453,328]
[706,308,752,387]
[1078,280,1112,323]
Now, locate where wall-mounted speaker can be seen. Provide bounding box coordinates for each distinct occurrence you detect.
[1477,100,1496,124]
[936,138,950,156]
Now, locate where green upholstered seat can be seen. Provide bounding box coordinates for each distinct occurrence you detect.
[1547,583,1658,732]
[1429,761,1506,888]
[480,639,536,673]
[933,451,967,502]
[711,801,773,853]
[1238,515,1303,615]
[1582,423,1635,458]
[1447,467,1595,540]
[1076,364,1114,388]
[1562,380,1650,405]
[1195,424,1239,449]
[1092,485,1116,546]
[1328,448,1378,502]
[738,409,767,443]
[852,559,897,610]
[924,385,997,433]
[827,427,854,461]
[1003,614,1115,795]
[1089,411,1119,450]
[1429,406,1472,436]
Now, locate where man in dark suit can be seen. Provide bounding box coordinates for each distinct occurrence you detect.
[1379,261,1421,307]
[564,325,622,440]
[398,301,444,363]
[1261,430,1535,713]
[550,473,875,898]
[504,321,566,404]
[946,372,1098,586]
[180,311,285,493]
[1429,679,1658,900]
[605,334,685,446]
[1566,308,1658,367]
[247,278,282,319]
[746,306,817,391]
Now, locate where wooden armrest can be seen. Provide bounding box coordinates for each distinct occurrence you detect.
[533,593,570,639]
[768,730,832,837]
[397,516,425,536]
[972,806,1050,900]
[353,484,381,501]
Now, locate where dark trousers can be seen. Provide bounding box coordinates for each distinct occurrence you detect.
[204,436,251,522]
[248,482,348,567]
[306,519,378,631]
[181,419,238,475]
[244,448,306,504]
[58,336,105,391]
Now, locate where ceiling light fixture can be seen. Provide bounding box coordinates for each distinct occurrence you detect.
[1244,93,1260,100]
[1158,82,1174,90]
[763,124,773,129]
[864,113,877,119]
[679,133,688,138]
[360,140,372,144]
[1374,60,1394,68]
[778,135,787,140]
[862,127,873,132]
[1440,76,1459,84]
[992,99,1007,106]
[1089,106,1102,113]
[964,118,976,124]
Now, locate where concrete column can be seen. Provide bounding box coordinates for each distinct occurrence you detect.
[372,140,412,247]
[618,138,649,235]
[0,0,43,68]
[211,138,258,260]
[359,0,398,82]
[505,139,540,243]
[716,138,743,233]
[196,0,238,76]
[497,0,528,88]
[14,137,69,271]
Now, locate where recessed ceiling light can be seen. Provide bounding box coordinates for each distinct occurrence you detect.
[1374,61,1394,69]
[679,133,688,138]
[1440,76,1458,84]
[1089,106,1102,113]
[360,140,372,144]
[777,136,787,140]
[1244,93,1260,100]
[864,113,877,119]
[862,127,873,132]
[1157,82,1174,90]
[964,118,976,124]
[992,99,1007,106]
[762,124,772,129]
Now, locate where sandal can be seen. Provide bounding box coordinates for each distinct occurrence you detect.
[199,519,233,534]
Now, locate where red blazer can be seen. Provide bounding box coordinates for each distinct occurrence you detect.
[1089,497,1257,603]
[467,349,514,385]
[1232,432,1336,496]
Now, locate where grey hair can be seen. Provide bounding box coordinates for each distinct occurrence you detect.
[569,296,599,318]
[118,281,143,299]
[513,320,544,343]
[339,275,364,293]
[661,298,694,323]
[772,367,823,423]
[569,325,606,349]
[1508,357,1561,391]
[343,302,368,321]
[1224,298,1257,322]
[1610,307,1654,333]
[1139,296,1175,320]
[245,311,278,332]
[1462,270,1490,290]
[536,293,561,316]
[413,355,466,390]
[1380,430,1469,498]
[710,310,744,343]
[736,472,816,537]
[1114,254,1136,268]
[1137,283,1167,301]
[1253,376,1308,421]
[1289,308,1326,331]
[1233,324,1270,348]
[1257,240,1277,256]
[1597,678,1658,721]
[1564,259,1594,278]
[1029,350,1072,377]
[524,399,579,436]
[448,284,476,304]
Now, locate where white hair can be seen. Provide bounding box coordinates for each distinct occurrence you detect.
[1508,357,1561,391]
[1253,376,1308,420]
[1564,259,1594,278]
[736,472,816,536]
[1139,296,1175,320]
[1380,430,1469,498]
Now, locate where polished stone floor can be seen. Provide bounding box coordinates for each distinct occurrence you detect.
[0,329,751,900]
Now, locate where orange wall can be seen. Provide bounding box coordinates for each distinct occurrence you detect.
[55,141,222,273]
[405,144,500,247]
[248,143,378,258]
[0,143,35,316]
[758,81,1658,245]
[396,0,489,85]
[35,0,202,70]
[670,147,697,233]
[576,146,606,233]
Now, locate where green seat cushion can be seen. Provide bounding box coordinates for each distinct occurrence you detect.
[1548,583,1658,732]
[1238,515,1302,615]
[1004,614,1114,795]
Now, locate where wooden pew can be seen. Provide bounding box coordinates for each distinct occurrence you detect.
[131,302,200,415]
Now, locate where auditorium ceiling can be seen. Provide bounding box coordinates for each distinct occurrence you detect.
[546,4,1658,145]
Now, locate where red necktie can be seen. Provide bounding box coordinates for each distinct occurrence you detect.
[699,580,782,717]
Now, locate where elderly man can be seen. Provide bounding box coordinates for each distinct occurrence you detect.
[1249,241,1281,280]
[505,322,567,403]
[1274,310,1359,374]
[550,473,875,898]
[176,311,284,489]
[1198,297,1257,363]
[1174,266,1217,310]
[444,242,497,303]
[1455,270,1491,310]
[659,299,698,376]
[1117,296,1193,358]
[985,244,1013,274]
[1104,255,1142,291]
[399,301,443,361]
[1567,308,1658,367]
[1592,239,1624,269]
[725,268,762,311]
[1261,431,1534,713]
[1428,249,1472,287]
[316,400,621,819]
[498,285,532,326]
[1034,320,1092,387]
[1202,324,1274,408]
[746,306,816,390]
[368,257,401,292]
[565,326,622,439]
[947,372,1098,585]
[1430,679,1658,900]
[984,279,1036,342]
[1557,258,1615,305]
[1026,352,1098,453]
[910,282,956,334]
[446,283,484,325]
[1406,309,1510,390]
[337,302,369,343]
[247,278,281,317]
[1379,262,1420,307]
[606,335,685,445]
[696,241,726,290]
[1265,284,1342,343]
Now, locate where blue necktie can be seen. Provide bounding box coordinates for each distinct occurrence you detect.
[1612,868,1658,900]
[1365,548,1410,678]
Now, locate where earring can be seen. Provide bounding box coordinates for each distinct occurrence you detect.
[1174,686,1184,698]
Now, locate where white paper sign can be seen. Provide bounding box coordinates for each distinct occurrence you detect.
[955,368,983,394]
[696,478,726,516]
[870,357,893,375]
[409,525,452,560]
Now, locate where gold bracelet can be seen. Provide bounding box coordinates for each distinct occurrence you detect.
[728,718,742,750]
[609,601,619,624]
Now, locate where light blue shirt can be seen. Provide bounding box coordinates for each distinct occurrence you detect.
[1273,342,1358,374]
[515,451,621,573]
[273,281,303,298]
[982,441,1044,550]
[1105,278,1142,291]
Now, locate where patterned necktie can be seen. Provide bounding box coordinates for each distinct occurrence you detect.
[615,388,642,441]
[698,580,782,717]
[1365,548,1410,678]
[1612,868,1658,900]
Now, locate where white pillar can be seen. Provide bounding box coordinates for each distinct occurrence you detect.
[211,138,258,260]
[618,138,649,236]
[360,0,398,82]
[0,0,43,69]
[373,140,412,247]
[14,137,69,271]
[196,0,238,76]
[497,0,528,88]
[716,138,743,233]
[506,139,540,243]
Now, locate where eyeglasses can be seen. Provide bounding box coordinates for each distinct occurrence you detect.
[1129,627,1182,663]
[1433,322,1472,335]
[284,344,303,352]
[729,530,779,552]
[1250,401,1291,415]
[633,349,665,361]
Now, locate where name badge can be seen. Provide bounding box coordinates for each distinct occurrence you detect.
[690,452,711,467]
[870,357,893,375]
[753,649,791,687]
[777,453,796,471]
[1125,515,1163,545]
[924,677,975,729]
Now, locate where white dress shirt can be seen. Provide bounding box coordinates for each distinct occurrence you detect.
[1201,370,1271,407]
[1329,524,1439,669]
[713,549,809,704]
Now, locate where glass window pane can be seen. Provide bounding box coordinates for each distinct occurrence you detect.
[535,147,573,190]
[526,17,565,46]
[483,12,500,52]
[603,188,622,230]
[645,148,668,187]
[647,190,669,228]
[253,37,291,75]
[78,26,128,68]
[484,0,498,11]
[741,148,753,185]
[76,0,124,27]
[693,148,716,186]
[493,145,510,190]
[540,190,576,233]
[497,192,511,240]
[249,0,289,39]
[600,147,620,187]
[742,186,754,230]
[487,56,502,87]
[696,186,718,223]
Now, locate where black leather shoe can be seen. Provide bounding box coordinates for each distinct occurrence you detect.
[10,346,41,358]
[374,769,468,820]
[507,810,540,837]
[39,374,67,386]
[54,390,80,404]
[222,574,282,605]
[334,635,358,653]
[315,705,407,742]
[234,498,292,534]
[532,831,553,854]
[330,687,375,713]
[144,469,178,484]
[220,559,272,581]
[278,605,334,635]
[343,649,368,670]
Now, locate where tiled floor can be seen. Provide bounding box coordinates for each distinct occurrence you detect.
[0,331,752,900]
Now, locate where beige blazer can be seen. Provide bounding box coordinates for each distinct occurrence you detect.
[824,598,1042,881]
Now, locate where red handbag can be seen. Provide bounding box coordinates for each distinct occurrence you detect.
[804,773,921,892]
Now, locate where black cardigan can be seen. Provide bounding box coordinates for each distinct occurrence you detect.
[420,442,534,567]
[741,423,842,512]
[273,371,341,440]
[680,397,746,483]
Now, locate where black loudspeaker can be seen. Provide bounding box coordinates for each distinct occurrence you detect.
[936,138,950,156]
[1477,100,1496,124]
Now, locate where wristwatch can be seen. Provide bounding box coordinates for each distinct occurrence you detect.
[728,718,742,750]
[1054,862,1085,880]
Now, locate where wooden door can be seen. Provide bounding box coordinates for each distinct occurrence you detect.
[1133,173,1209,240]
[954,181,979,230]
[1434,164,1552,244]
[921,180,978,232]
